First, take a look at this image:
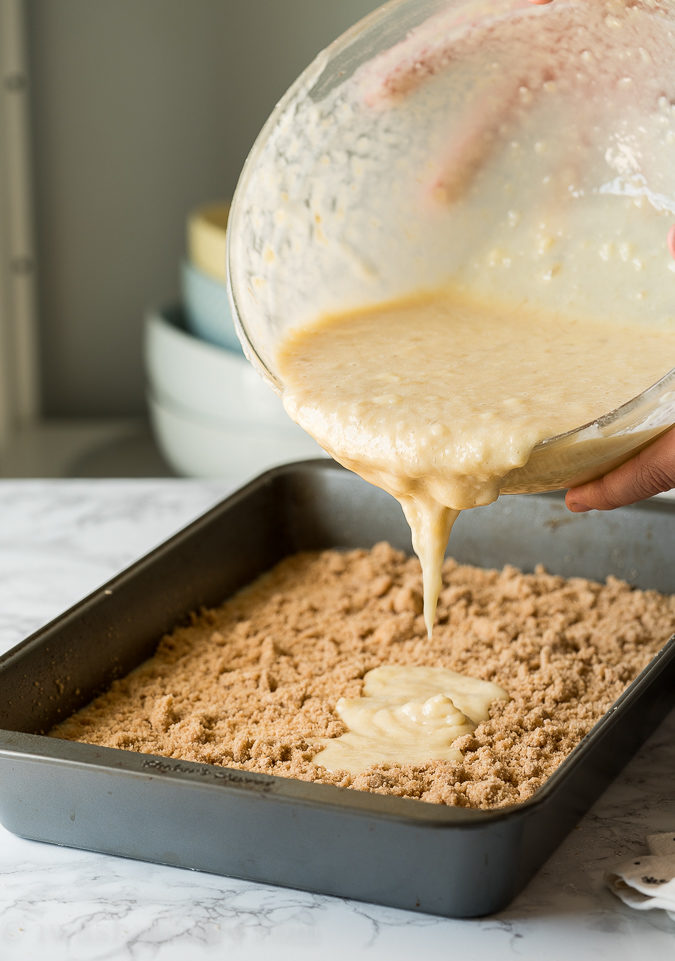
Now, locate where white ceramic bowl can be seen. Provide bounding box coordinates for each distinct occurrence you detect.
[148,388,325,480]
[145,304,300,427]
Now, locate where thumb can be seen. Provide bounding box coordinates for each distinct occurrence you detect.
[565,426,675,512]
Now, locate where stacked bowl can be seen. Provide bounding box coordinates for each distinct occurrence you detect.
[145,202,325,479]
[181,203,241,354]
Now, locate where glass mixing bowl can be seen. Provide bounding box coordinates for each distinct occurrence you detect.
[227,0,675,493]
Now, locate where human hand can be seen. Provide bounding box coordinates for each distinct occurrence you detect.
[565,426,675,512]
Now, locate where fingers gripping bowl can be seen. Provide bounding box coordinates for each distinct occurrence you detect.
[227,0,675,494]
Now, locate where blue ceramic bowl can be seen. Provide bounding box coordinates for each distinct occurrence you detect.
[181,259,242,353]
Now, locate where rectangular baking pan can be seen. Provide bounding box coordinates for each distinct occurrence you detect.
[0,460,673,918]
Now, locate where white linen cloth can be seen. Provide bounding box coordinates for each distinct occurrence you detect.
[606,833,675,921]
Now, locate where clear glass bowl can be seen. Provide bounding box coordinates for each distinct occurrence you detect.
[228,0,675,493]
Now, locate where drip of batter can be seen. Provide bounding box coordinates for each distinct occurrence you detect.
[278,289,675,633]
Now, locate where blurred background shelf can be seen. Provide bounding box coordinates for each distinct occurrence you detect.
[0,0,380,480]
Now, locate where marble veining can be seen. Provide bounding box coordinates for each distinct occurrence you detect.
[0,478,673,960]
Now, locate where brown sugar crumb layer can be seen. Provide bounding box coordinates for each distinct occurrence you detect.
[49,543,675,809]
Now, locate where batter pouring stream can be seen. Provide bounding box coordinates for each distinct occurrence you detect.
[278,289,675,633]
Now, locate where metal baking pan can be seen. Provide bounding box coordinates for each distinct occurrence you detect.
[0,460,673,918]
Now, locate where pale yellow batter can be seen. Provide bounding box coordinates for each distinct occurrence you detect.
[278,289,675,632]
[313,665,508,773]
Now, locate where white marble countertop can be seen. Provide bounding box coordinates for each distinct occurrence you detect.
[0,477,673,960]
